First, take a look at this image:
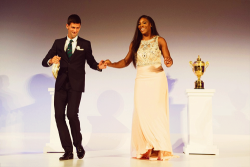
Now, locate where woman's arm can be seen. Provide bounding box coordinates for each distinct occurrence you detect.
[105,43,133,68]
[158,37,173,67]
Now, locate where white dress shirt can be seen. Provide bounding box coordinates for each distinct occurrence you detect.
[64,35,78,54]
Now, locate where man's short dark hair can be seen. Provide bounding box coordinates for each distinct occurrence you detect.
[67,14,81,25]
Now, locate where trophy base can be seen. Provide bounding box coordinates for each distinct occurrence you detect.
[195,80,204,89]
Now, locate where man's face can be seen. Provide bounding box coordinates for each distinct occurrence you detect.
[66,23,81,39]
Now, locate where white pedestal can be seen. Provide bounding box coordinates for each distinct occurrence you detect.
[183,89,219,155]
[43,88,70,153]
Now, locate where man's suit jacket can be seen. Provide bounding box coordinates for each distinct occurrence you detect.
[42,37,100,92]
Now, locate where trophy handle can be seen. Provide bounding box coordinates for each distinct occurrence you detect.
[189,61,194,72]
[205,61,209,71]
[189,61,193,68]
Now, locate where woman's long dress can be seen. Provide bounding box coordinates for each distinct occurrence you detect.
[131,36,176,159]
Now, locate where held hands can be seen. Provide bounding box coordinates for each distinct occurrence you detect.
[104,59,111,66]
[164,57,173,67]
[49,55,61,64]
[98,60,108,69]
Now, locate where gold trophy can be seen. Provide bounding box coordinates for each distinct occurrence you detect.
[189,55,209,89]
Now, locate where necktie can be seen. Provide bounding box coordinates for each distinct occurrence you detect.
[67,40,73,58]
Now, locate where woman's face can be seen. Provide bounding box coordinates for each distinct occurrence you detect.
[138,18,151,35]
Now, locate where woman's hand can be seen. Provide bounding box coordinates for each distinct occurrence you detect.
[158,37,173,68]
[164,57,173,67]
[104,59,112,66]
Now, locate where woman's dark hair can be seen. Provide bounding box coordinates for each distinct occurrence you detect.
[67,14,81,25]
[131,15,159,67]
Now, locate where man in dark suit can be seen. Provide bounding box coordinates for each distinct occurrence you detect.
[42,14,106,160]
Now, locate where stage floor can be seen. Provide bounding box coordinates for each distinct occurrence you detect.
[0,150,249,167]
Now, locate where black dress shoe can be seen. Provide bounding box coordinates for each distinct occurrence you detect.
[76,146,85,159]
[59,151,73,161]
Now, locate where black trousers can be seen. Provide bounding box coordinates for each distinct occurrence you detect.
[54,79,82,152]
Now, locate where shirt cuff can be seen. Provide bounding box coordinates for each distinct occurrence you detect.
[47,59,52,66]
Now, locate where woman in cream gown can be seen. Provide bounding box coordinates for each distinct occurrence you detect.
[105,15,178,161]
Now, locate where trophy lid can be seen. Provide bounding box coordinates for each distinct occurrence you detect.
[194,55,205,66]
[197,55,201,61]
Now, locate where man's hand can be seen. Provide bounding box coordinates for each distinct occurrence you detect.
[98,60,107,69]
[164,57,173,67]
[49,55,61,65]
